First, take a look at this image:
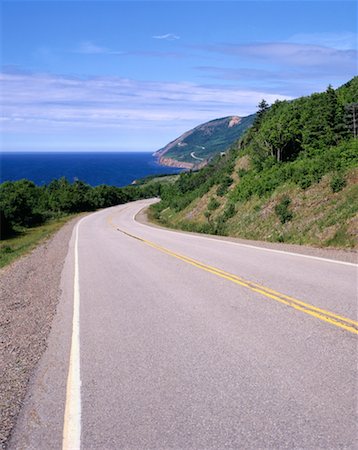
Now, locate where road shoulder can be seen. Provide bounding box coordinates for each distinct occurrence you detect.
[135,205,357,264]
[0,216,80,448]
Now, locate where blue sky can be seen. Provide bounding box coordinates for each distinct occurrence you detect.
[1,0,357,151]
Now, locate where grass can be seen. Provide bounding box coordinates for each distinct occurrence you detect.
[152,167,358,249]
[134,173,180,186]
[225,172,358,247]
[0,214,81,268]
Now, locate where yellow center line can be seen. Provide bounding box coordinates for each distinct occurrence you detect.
[108,214,358,335]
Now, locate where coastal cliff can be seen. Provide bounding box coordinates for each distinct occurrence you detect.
[154,114,255,168]
[157,157,208,170]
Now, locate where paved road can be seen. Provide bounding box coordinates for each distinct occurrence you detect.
[10,200,358,449]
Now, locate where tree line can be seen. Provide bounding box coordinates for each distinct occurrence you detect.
[0,177,162,239]
[243,78,358,165]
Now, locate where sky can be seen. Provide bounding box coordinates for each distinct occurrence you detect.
[1,0,357,152]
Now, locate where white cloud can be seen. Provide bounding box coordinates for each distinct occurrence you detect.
[243,43,356,71]
[75,41,124,55]
[288,32,357,50]
[0,71,291,136]
[152,33,180,41]
[207,42,356,71]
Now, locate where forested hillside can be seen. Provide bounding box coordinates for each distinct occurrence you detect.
[155,114,255,168]
[150,78,358,248]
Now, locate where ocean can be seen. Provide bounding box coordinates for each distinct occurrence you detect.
[0,152,182,187]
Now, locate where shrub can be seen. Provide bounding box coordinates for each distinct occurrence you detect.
[216,176,234,196]
[237,168,248,178]
[275,196,293,224]
[204,210,212,220]
[222,203,236,220]
[216,185,227,196]
[330,173,347,193]
[208,197,220,211]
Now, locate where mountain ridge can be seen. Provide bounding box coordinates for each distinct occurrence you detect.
[154,114,255,169]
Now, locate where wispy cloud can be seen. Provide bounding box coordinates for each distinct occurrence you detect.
[239,43,356,71]
[200,42,357,72]
[152,33,180,41]
[75,41,124,55]
[287,32,357,50]
[74,41,185,59]
[0,71,290,138]
[195,66,349,96]
[192,34,357,95]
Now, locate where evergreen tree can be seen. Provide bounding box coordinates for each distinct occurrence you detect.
[253,99,269,130]
[345,103,358,138]
[326,85,347,143]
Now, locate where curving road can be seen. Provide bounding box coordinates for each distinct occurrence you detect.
[10,199,358,449]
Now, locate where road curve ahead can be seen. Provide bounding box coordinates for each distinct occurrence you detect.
[10,199,357,449]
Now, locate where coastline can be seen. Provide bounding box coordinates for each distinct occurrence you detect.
[156,156,208,170]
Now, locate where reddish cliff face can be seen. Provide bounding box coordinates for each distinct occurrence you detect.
[229,116,241,127]
[158,157,195,169]
[157,157,208,170]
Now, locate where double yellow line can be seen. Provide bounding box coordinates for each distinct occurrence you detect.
[109,216,358,335]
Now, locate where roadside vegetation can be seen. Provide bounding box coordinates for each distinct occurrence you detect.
[133,173,180,186]
[150,77,358,249]
[0,178,164,265]
[0,214,80,268]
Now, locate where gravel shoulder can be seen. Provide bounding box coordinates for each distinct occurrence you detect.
[0,216,80,448]
[136,206,357,264]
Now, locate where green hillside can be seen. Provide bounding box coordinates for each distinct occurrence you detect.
[150,78,358,249]
[154,114,255,168]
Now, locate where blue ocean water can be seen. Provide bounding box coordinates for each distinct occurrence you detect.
[0,152,182,187]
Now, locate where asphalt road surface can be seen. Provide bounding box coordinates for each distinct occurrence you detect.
[10,199,358,449]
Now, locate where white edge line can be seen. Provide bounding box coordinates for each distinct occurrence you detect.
[62,217,83,450]
[131,203,357,268]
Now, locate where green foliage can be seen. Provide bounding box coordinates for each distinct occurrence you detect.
[275,196,293,224]
[0,215,78,267]
[0,177,163,240]
[244,79,357,166]
[231,138,357,201]
[345,103,358,138]
[156,149,238,215]
[330,173,347,193]
[162,115,255,163]
[337,77,358,104]
[215,202,236,230]
[252,99,270,131]
[133,173,179,186]
[151,78,358,248]
[208,197,220,211]
[0,180,43,229]
[237,168,248,177]
[324,226,354,248]
[216,175,233,196]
